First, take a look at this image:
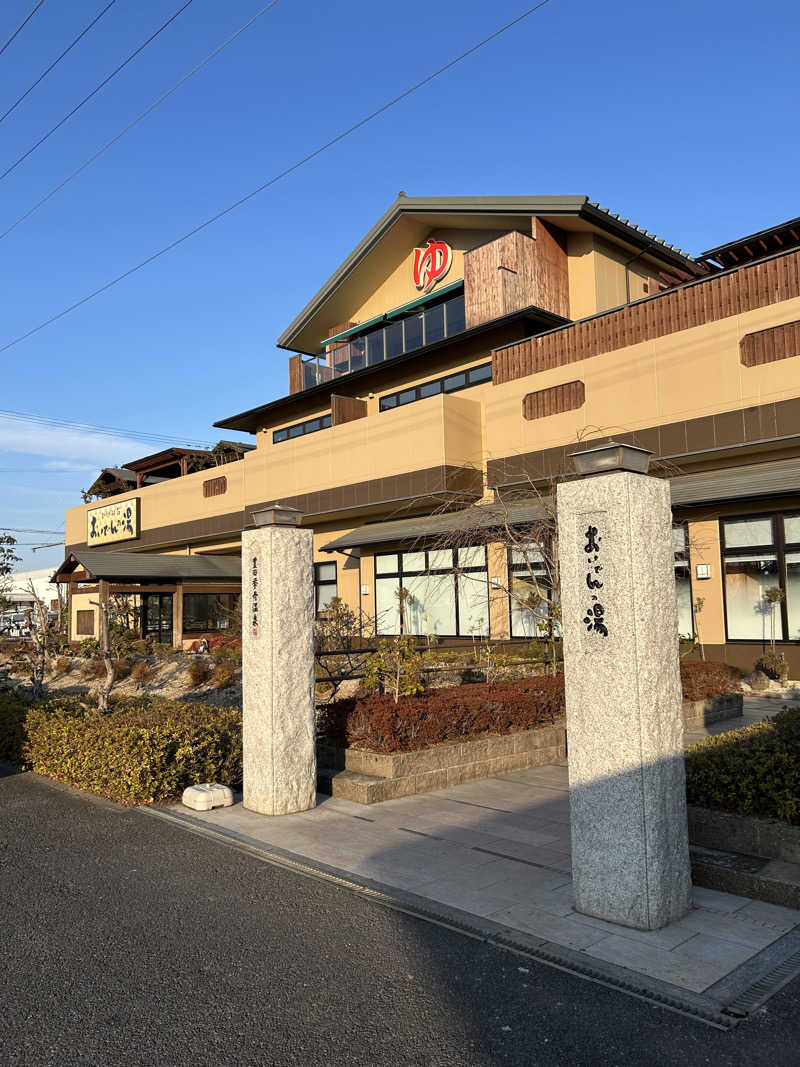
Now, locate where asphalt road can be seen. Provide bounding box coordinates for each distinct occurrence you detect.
[2,768,799,1067]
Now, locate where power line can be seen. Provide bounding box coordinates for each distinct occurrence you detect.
[0,1,45,60]
[0,0,280,242]
[0,1,118,127]
[0,0,196,185]
[0,468,93,473]
[1,526,63,534]
[0,0,553,355]
[0,409,213,449]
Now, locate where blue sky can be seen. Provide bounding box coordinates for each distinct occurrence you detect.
[1,0,798,572]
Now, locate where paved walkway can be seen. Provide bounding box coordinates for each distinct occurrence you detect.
[159,697,799,1018]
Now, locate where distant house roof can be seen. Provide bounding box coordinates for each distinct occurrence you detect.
[53,550,241,584]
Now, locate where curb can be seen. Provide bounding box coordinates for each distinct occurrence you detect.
[138,804,800,1031]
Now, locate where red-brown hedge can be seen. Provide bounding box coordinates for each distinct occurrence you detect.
[680,660,741,702]
[318,674,566,753]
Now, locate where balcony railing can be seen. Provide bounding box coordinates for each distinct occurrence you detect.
[300,292,466,390]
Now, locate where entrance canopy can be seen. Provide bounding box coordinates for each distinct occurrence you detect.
[53,549,241,584]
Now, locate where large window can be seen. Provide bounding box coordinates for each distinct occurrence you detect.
[673,524,694,638]
[314,562,338,613]
[374,547,488,637]
[508,543,559,639]
[721,515,797,642]
[326,291,466,377]
[183,593,239,633]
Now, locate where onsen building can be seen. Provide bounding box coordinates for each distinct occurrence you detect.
[58,195,800,674]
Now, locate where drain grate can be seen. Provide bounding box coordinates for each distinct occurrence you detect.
[690,844,768,874]
[724,948,800,1017]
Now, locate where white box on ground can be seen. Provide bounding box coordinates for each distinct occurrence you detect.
[182,783,234,811]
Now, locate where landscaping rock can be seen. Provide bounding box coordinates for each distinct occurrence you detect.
[748,669,770,691]
[182,783,235,811]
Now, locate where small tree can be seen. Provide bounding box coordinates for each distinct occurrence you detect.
[90,594,117,713]
[22,581,50,701]
[0,535,21,614]
[363,636,425,703]
[763,586,785,652]
[314,597,376,702]
[692,596,706,661]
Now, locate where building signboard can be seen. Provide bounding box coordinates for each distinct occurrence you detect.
[87,497,139,546]
[412,238,453,294]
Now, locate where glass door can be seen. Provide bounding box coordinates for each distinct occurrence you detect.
[142,593,173,644]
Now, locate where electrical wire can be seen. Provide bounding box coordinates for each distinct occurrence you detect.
[0,526,64,534]
[0,0,553,355]
[0,1,118,126]
[0,408,213,449]
[0,1,45,60]
[0,0,280,241]
[0,0,195,184]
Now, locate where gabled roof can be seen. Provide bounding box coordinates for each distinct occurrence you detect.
[53,549,241,583]
[277,194,700,354]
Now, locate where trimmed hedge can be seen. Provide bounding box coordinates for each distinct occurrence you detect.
[685,705,800,824]
[680,660,741,702]
[318,674,566,753]
[0,694,241,805]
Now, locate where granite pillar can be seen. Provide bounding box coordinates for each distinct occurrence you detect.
[556,467,692,930]
[242,521,317,816]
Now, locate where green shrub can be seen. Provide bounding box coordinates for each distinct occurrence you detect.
[211,661,237,690]
[23,698,242,805]
[152,642,175,661]
[187,658,211,689]
[685,706,800,824]
[210,641,242,667]
[130,660,154,690]
[54,656,73,677]
[0,690,31,764]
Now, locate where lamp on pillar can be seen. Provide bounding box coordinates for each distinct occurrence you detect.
[251,503,303,527]
[569,440,652,477]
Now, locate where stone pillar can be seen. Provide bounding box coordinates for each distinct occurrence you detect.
[242,506,317,816]
[556,444,691,931]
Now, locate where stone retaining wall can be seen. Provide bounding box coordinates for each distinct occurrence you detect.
[688,805,800,864]
[681,693,742,731]
[317,724,567,803]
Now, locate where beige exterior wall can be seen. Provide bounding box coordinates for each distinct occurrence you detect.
[566,232,661,319]
[484,295,800,464]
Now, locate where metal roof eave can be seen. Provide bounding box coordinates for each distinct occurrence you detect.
[215,302,567,434]
[276,194,700,354]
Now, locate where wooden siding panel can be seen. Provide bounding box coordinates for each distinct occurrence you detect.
[740,318,800,367]
[494,248,800,386]
[523,380,585,421]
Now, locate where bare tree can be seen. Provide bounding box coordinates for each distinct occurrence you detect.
[22,580,50,701]
[91,590,117,713]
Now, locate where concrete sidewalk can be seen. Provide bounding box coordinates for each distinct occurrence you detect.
[150,696,799,1023]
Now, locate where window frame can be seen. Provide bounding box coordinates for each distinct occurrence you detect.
[672,521,695,640]
[719,513,794,643]
[314,561,338,615]
[273,413,332,444]
[182,592,239,634]
[378,361,493,413]
[373,545,489,637]
[506,539,559,640]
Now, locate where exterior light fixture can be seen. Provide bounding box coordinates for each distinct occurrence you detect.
[251,503,303,527]
[570,440,653,477]
[695,564,711,580]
